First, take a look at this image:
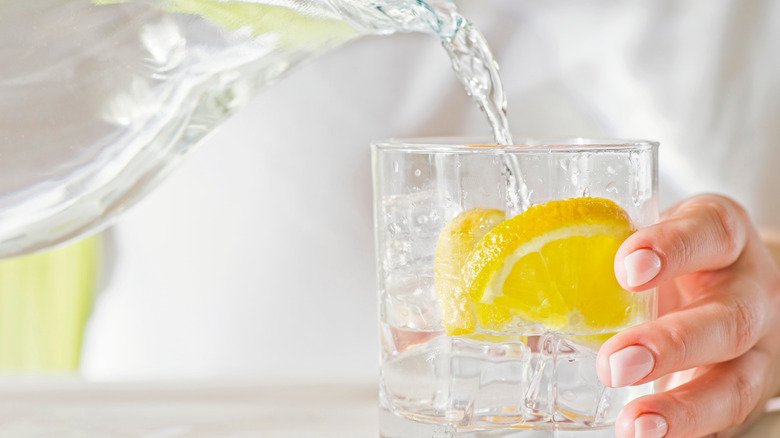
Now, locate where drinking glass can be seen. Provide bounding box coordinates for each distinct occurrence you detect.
[372,138,659,437]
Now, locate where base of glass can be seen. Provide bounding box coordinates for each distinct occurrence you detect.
[379,407,616,438]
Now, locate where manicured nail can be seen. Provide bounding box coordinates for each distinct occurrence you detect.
[609,345,654,387]
[634,413,667,438]
[624,249,662,287]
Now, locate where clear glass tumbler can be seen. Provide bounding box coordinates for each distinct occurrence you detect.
[372,138,659,438]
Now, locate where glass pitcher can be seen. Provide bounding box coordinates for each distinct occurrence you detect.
[0,0,465,258]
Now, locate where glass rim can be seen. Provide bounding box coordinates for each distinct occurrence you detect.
[372,137,659,153]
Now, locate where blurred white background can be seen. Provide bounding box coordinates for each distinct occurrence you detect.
[80,0,780,382]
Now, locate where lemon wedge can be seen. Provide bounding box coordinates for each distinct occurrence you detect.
[434,208,505,335]
[464,197,636,333]
[435,197,640,338]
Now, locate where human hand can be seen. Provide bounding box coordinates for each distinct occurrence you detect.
[597,194,780,437]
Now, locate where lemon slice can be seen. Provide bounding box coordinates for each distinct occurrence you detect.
[434,208,505,335]
[464,197,636,333]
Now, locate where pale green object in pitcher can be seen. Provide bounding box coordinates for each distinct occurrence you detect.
[94,0,357,47]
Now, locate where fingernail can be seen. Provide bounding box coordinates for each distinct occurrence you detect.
[634,413,667,438]
[624,249,662,287]
[609,345,654,387]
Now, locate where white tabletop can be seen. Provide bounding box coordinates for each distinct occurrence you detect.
[0,379,777,437]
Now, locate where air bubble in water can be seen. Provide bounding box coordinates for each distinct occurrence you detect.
[414,169,422,177]
[523,189,534,207]
[570,168,580,186]
[632,190,643,207]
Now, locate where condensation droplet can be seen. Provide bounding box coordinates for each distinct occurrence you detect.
[605,181,618,194]
[414,169,422,177]
[392,161,399,172]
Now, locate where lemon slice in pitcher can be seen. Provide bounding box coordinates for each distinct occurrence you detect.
[464,197,636,333]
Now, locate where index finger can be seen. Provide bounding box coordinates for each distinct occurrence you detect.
[614,194,750,291]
